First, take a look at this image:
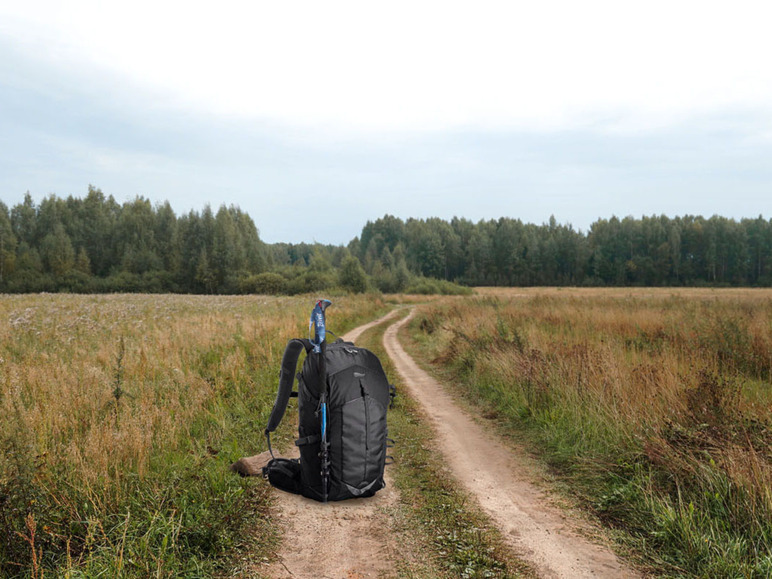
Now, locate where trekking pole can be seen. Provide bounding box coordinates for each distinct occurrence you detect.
[320,387,329,502]
[309,299,332,502]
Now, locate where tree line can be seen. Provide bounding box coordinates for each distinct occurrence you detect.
[0,188,770,293]
[0,188,269,293]
[352,213,772,287]
[0,188,412,294]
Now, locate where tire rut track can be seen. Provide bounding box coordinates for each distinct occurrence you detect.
[260,306,639,578]
[382,308,640,579]
[259,309,402,579]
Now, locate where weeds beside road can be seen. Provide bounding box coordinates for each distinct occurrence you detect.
[0,293,387,577]
[410,288,772,577]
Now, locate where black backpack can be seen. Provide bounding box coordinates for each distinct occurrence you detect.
[263,300,395,502]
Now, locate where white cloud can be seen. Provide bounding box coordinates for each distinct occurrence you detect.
[3,1,772,132]
[2,1,772,245]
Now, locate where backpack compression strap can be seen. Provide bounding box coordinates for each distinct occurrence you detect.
[265,338,311,457]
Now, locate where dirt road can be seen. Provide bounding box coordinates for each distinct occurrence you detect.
[382,309,640,579]
[260,309,403,579]
[260,307,639,578]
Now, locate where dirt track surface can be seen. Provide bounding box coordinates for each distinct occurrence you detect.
[260,309,403,579]
[383,310,640,579]
[259,307,639,578]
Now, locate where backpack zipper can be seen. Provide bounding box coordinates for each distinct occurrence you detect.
[360,378,370,482]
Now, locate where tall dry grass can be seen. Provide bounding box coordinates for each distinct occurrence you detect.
[412,289,772,576]
[0,293,386,577]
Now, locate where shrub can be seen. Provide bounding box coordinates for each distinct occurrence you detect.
[239,272,288,295]
[405,277,473,295]
[338,256,368,294]
[286,270,335,295]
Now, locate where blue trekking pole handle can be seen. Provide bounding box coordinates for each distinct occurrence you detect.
[309,299,332,353]
[321,397,328,502]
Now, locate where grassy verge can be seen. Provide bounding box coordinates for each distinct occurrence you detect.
[355,308,534,579]
[407,291,772,577]
[0,293,387,578]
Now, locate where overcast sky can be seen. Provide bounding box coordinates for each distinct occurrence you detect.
[1,1,771,244]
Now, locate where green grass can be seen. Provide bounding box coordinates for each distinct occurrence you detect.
[0,293,388,578]
[408,291,772,577]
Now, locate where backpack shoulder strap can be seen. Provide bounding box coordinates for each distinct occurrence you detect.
[265,338,312,456]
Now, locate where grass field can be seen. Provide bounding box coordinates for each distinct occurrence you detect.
[5,288,772,577]
[410,288,772,577]
[0,293,387,577]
